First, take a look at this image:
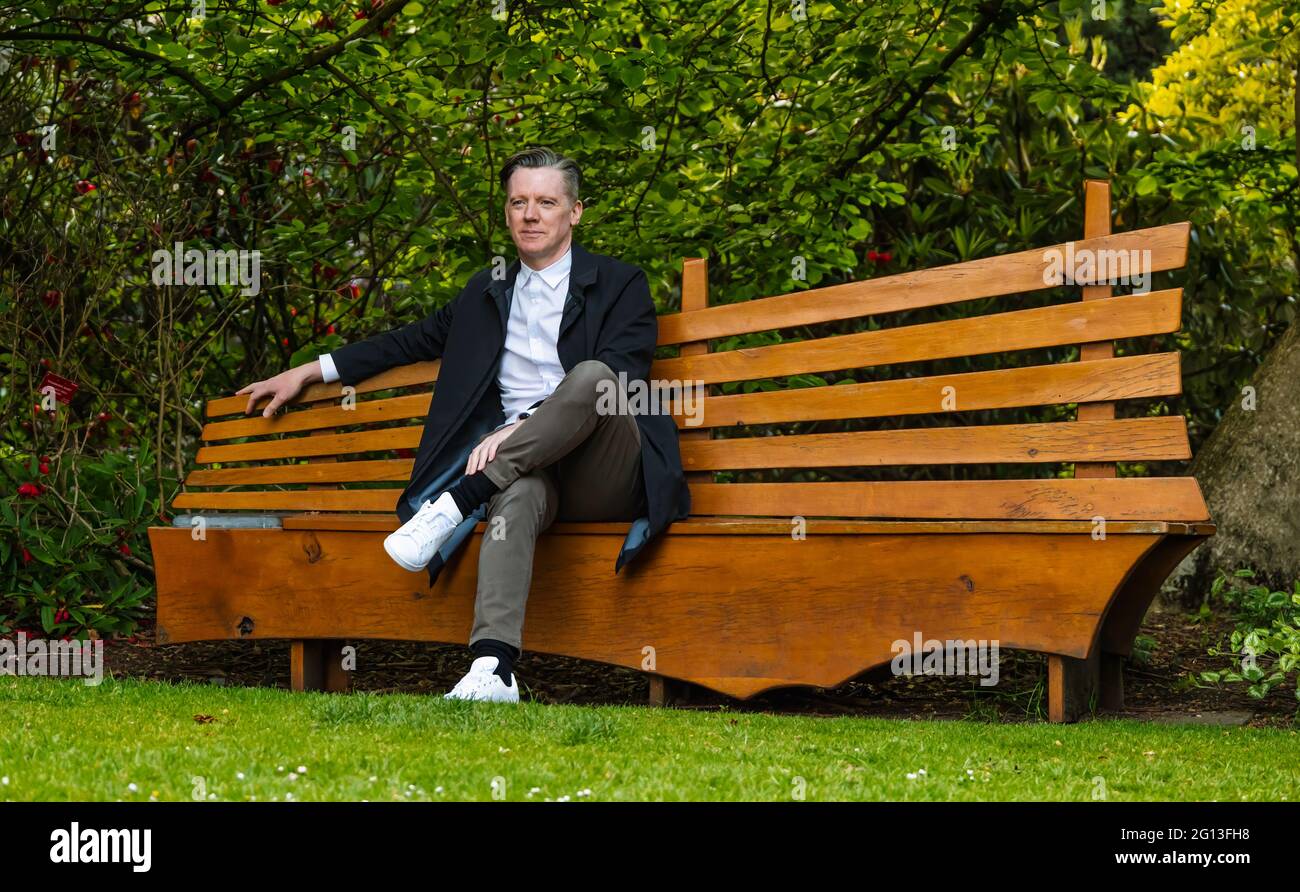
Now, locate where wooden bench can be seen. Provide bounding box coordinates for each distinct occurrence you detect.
[148,180,1215,721]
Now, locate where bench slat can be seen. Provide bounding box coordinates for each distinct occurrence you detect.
[168,476,1208,521]
[194,427,423,463]
[173,489,401,511]
[204,360,440,419]
[689,477,1209,521]
[275,516,1206,534]
[200,394,431,442]
[657,223,1189,345]
[680,416,1189,470]
[681,352,1180,429]
[652,289,1181,385]
[186,458,413,486]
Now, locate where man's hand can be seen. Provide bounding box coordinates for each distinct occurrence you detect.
[467,421,523,475]
[236,361,323,418]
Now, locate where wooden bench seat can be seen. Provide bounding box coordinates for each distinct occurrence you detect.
[148,180,1215,721]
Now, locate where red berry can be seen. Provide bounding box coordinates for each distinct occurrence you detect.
[75,180,96,195]
[119,543,132,556]
[39,463,49,474]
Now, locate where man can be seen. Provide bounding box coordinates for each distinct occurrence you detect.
[236,147,691,703]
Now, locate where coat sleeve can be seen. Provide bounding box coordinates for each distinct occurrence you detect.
[593,267,656,386]
[328,285,465,387]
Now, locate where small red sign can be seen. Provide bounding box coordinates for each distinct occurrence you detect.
[39,371,79,405]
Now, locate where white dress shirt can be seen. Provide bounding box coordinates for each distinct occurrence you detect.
[318,247,571,430]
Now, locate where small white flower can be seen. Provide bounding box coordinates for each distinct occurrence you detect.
[285,792,294,801]
[287,772,298,781]
[906,772,917,780]
[1,776,8,786]
[407,783,415,790]
[236,772,245,780]
[557,795,570,802]
[127,782,138,792]
[368,775,377,782]
[435,786,444,794]
[208,793,216,800]
[297,765,307,774]
[277,765,285,772]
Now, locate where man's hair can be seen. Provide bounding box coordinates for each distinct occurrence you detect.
[499,146,582,205]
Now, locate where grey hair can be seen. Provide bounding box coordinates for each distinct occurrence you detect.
[499,146,582,205]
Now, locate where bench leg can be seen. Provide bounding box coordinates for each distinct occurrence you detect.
[290,640,351,692]
[647,675,693,707]
[1099,651,1125,711]
[1047,652,1100,722]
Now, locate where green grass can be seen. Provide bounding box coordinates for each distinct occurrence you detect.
[2,676,1297,801]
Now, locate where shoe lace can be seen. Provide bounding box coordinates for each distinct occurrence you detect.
[410,501,455,539]
[451,667,508,697]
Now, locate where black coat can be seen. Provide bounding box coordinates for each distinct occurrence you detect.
[329,240,691,587]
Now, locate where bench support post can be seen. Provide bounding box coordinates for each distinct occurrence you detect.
[647,253,713,709]
[1047,651,1100,722]
[290,639,351,692]
[648,676,698,707]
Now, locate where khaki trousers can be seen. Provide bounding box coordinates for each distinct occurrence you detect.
[467,359,646,650]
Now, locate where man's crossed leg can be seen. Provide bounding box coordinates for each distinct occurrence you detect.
[384,359,646,701]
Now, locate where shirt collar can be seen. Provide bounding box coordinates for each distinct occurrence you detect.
[517,245,572,292]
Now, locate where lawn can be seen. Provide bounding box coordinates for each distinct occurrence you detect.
[1,676,1297,802]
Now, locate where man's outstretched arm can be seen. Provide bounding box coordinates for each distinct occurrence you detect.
[236,285,466,417]
[323,285,464,387]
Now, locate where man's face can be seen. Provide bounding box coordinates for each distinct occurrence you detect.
[504,166,582,264]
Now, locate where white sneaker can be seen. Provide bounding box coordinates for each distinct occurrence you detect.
[383,491,462,572]
[443,656,520,703]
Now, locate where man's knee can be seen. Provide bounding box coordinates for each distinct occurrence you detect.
[566,359,618,391]
[555,360,620,412]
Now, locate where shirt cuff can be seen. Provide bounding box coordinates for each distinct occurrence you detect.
[318,353,340,384]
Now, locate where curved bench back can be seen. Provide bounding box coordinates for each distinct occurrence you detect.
[175,181,1209,524]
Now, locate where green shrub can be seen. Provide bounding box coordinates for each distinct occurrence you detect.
[1,446,167,640]
[1200,569,1300,702]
